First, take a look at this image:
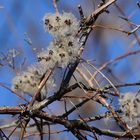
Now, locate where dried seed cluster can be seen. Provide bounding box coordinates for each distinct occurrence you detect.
[43,12,79,37]
[37,36,80,69]
[12,12,79,99]
[119,93,140,126]
[12,64,54,99]
[38,12,80,68]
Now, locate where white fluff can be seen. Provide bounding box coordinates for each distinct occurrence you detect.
[12,12,79,99]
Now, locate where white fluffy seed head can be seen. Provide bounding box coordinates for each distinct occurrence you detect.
[37,36,79,68]
[37,49,56,69]
[119,92,140,126]
[43,12,79,37]
[12,64,48,99]
[12,12,80,99]
[12,72,41,97]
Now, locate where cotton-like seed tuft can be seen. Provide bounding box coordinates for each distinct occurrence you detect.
[43,12,79,37]
[119,92,140,127]
[12,12,80,99]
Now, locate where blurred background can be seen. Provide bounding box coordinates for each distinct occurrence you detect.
[0,0,140,139]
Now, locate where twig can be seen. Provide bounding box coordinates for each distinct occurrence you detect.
[114,3,140,46]
[19,117,30,140]
[0,82,29,103]
[90,49,140,83]
[92,24,140,35]
[53,0,59,15]
[30,68,54,106]
[85,0,116,25]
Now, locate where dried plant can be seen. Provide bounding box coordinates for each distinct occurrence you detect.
[0,0,140,140]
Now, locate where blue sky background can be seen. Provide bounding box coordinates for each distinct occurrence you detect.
[0,0,140,139]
